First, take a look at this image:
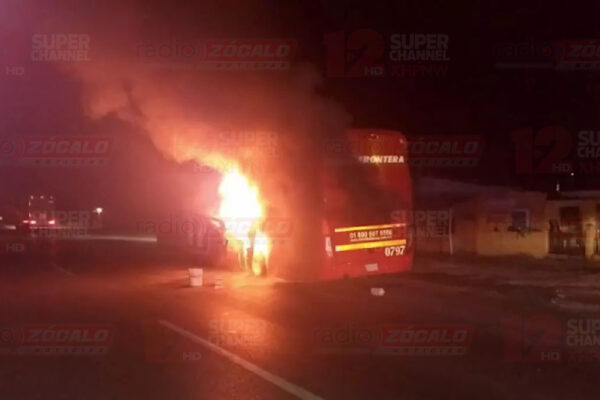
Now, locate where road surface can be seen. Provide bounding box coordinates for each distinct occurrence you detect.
[1,238,599,399]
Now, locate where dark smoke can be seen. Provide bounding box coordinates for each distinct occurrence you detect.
[12,0,397,280]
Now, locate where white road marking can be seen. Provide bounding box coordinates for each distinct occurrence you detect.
[50,262,76,276]
[159,320,325,400]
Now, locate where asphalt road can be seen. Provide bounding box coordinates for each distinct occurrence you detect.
[1,238,599,399]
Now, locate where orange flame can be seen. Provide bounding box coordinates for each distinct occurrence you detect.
[217,165,270,275]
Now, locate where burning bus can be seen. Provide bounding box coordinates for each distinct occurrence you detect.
[158,128,412,281]
[218,128,412,281]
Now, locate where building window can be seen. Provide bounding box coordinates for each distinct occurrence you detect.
[511,209,530,231]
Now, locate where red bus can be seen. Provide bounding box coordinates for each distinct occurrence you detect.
[155,129,413,281]
[269,129,413,281]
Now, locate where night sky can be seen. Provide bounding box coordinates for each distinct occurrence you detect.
[1,0,599,225]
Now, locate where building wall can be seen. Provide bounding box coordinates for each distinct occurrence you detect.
[475,230,548,257]
[449,191,549,257]
[453,218,477,253]
[415,235,451,253]
[476,192,548,257]
[415,180,600,260]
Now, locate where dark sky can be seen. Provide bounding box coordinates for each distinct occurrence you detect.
[131,0,600,191]
[1,0,599,221]
[305,0,600,192]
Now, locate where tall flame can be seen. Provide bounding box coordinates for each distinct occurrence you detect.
[217,165,270,275]
[218,168,262,223]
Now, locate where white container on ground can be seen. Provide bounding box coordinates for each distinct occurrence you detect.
[189,268,204,287]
